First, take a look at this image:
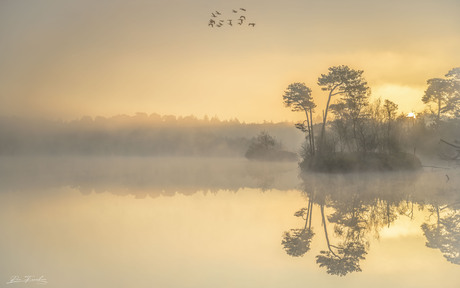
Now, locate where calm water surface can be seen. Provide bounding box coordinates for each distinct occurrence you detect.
[0,157,459,288]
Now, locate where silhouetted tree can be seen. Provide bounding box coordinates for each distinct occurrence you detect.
[421,206,460,265]
[245,131,277,158]
[282,198,315,257]
[329,102,350,152]
[383,99,399,153]
[282,229,315,257]
[245,131,297,161]
[445,67,460,119]
[311,183,380,277]
[283,82,317,156]
[317,66,370,152]
[314,202,369,276]
[329,81,371,152]
[422,67,460,124]
[316,241,367,276]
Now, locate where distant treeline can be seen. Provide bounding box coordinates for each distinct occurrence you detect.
[0,114,303,157]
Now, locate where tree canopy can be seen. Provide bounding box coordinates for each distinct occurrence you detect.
[283,82,317,155]
[317,65,370,150]
[423,67,460,122]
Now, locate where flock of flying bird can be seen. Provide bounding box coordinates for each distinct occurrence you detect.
[208,8,255,28]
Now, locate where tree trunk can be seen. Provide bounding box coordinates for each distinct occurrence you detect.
[387,119,391,153]
[320,84,341,153]
[310,108,315,155]
[437,97,441,124]
[304,199,311,230]
[304,110,313,155]
[320,91,333,150]
[321,204,339,258]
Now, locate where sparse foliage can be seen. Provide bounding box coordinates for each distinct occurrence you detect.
[422,67,460,123]
[245,131,297,161]
[282,229,315,257]
[422,208,460,265]
[316,242,367,276]
[283,82,316,156]
[383,99,399,153]
[317,65,370,151]
[281,65,432,171]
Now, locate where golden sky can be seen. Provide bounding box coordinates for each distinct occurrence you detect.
[1,0,459,123]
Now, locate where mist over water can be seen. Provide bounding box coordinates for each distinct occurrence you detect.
[0,115,304,157]
[1,112,459,288]
[0,156,300,196]
[2,0,459,285]
[1,153,459,287]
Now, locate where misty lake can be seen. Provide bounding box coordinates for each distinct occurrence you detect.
[1,156,459,288]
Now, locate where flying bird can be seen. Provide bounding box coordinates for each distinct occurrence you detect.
[446,174,450,182]
[207,8,254,29]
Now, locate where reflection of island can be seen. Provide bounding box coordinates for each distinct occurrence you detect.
[282,197,314,257]
[2,156,460,273]
[315,195,369,276]
[282,171,460,276]
[422,204,460,265]
[282,188,370,276]
[0,156,299,196]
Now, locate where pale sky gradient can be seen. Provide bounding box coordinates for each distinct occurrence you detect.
[1,0,459,122]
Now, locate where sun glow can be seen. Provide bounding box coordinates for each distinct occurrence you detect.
[373,84,424,114]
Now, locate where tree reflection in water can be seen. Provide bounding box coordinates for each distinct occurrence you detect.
[282,197,314,257]
[422,203,460,265]
[316,201,368,276]
[282,171,460,276]
[1,157,459,275]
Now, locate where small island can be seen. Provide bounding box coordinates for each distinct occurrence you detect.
[282,65,459,173]
[301,152,422,173]
[245,131,297,162]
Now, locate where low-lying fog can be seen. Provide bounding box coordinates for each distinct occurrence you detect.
[1,116,459,288]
